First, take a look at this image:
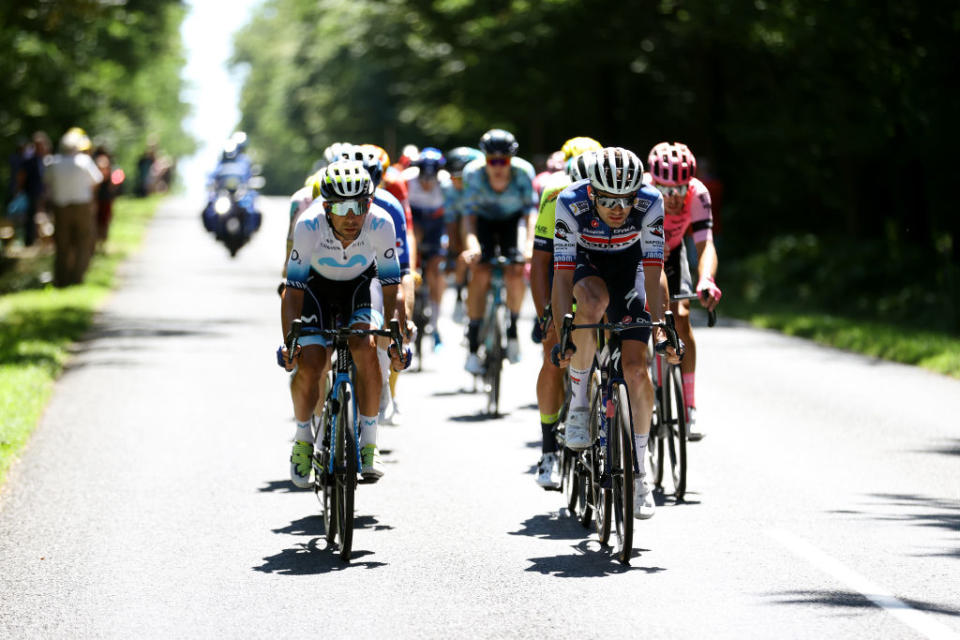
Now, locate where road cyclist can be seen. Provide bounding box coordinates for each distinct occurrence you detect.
[530,136,603,489]
[460,128,538,376]
[443,146,484,324]
[646,142,721,441]
[551,147,681,520]
[278,160,411,490]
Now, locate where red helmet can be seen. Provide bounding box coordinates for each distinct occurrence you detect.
[647,142,697,186]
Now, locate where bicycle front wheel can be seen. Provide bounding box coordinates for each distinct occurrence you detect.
[484,310,503,415]
[334,385,357,561]
[663,365,688,500]
[609,383,635,564]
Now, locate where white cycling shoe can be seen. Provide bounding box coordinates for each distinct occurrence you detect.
[686,407,705,441]
[634,475,656,520]
[465,352,484,375]
[535,452,560,490]
[564,407,592,450]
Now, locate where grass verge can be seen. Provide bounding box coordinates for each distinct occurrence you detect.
[726,304,960,379]
[0,195,163,487]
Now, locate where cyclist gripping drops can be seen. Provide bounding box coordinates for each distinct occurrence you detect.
[279,160,409,488]
[551,147,681,519]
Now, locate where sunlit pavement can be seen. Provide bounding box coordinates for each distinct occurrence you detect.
[1,196,958,639]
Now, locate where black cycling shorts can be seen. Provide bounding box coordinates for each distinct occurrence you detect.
[573,249,651,343]
[299,264,384,347]
[477,212,524,264]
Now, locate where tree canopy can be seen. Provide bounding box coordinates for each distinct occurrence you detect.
[0,0,195,181]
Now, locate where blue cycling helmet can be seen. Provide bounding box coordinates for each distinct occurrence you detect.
[479,129,518,156]
[416,146,445,178]
[446,147,484,176]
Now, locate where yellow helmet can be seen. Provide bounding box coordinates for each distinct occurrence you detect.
[304,169,324,188]
[561,136,601,161]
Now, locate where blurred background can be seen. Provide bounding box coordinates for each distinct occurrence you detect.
[1,0,957,348]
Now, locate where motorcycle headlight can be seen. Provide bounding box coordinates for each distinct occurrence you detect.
[214,196,232,215]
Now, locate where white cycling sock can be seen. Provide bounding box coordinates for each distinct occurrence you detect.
[359,414,378,448]
[294,419,313,443]
[568,366,591,409]
[634,434,649,477]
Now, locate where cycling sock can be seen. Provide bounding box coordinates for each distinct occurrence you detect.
[455,285,463,301]
[569,366,590,409]
[682,372,696,408]
[540,410,561,453]
[634,434,649,476]
[506,312,519,339]
[468,319,481,353]
[295,419,313,443]
[359,414,377,448]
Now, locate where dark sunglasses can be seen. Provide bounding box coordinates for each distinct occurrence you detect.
[486,156,510,167]
[595,194,636,210]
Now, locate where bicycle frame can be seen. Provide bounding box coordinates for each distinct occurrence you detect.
[325,336,360,473]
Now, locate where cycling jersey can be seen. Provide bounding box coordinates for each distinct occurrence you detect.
[382,165,413,228]
[286,200,401,288]
[553,179,664,296]
[533,173,574,254]
[406,167,451,260]
[663,177,713,251]
[460,157,538,221]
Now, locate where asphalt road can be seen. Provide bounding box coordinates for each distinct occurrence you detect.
[1,196,958,639]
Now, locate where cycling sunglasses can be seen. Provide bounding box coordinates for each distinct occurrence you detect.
[486,156,510,167]
[653,183,689,198]
[595,194,637,210]
[323,198,371,217]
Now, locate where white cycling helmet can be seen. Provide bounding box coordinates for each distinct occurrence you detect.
[322,142,352,166]
[589,147,644,195]
[567,151,596,182]
[318,160,373,200]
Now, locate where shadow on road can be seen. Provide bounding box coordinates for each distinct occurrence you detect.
[257,479,308,493]
[449,413,503,422]
[763,590,960,617]
[916,438,960,457]
[509,512,590,541]
[525,540,665,578]
[253,541,387,574]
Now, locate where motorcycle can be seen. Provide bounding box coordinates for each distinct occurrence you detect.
[202,173,264,257]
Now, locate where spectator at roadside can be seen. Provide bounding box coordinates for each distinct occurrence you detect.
[92,147,118,251]
[44,127,102,287]
[6,137,27,205]
[17,131,52,247]
[135,142,156,197]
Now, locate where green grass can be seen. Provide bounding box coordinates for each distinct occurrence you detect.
[0,195,163,487]
[726,305,960,378]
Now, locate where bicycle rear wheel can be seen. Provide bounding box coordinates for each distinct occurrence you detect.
[334,385,357,560]
[593,393,613,545]
[314,410,336,545]
[663,365,688,500]
[608,383,635,564]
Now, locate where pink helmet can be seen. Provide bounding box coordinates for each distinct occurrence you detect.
[647,142,697,186]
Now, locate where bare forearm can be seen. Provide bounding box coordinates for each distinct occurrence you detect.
[551,270,574,335]
[383,284,399,322]
[530,250,552,317]
[696,240,718,281]
[281,289,304,337]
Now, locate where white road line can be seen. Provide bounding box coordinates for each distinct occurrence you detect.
[769,529,960,640]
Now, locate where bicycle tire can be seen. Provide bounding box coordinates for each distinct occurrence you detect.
[577,450,594,528]
[485,310,503,415]
[609,383,635,564]
[335,384,357,561]
[664,365,688,500]
[314,411,336,545]
[593,393,613,545]
[562,447,579,513]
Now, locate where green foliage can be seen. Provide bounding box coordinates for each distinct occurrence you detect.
[0,195,162,487]
[0,1,195,186]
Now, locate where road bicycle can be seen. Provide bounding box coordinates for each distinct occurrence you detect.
[647,292,715,501]
[287,318,403,561]
[473,254,510,415]
[557,311,681,564]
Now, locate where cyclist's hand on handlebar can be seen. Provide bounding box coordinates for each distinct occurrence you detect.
[461,247,481,266]
[276,344,300,371]
[696,276,722,312]
[388,342,412,371]
[550,342,576,368]
[653,328,683,365]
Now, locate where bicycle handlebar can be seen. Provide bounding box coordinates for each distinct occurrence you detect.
[558,310,682,354]
[671,292,718,327]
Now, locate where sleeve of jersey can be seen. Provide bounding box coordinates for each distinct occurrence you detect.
[533,187,558,253]
[641,196,666,271]
[285,218,311,289]
[460,175,481,218]
[373,216,402,286]
[689,181,715,245]
[385,204,411,275]
[553,195,578,272]
[442,185,459,224]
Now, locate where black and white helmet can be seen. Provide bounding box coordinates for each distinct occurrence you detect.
[322,142,352,166]
[318,160,373,201]
[588,147,644,195]
[567,151,596,182]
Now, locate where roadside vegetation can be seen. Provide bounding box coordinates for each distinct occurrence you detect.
[0,195,162,486]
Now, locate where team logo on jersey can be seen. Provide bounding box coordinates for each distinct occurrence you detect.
[555,220,571,241]
[571,200,590,214]
[635,198,651,212]
[304,218,320,232]
[371,217,386,231]
[699,194,711,208]
[384,248,395,259]
[622,315,632,323]
[290,250,301,264]
[648,216,664,238]
[590,219,599,228]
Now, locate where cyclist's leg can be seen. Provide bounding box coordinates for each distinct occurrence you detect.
[465,219,494,366]
[346,271,386,477]
[671,242,699,431]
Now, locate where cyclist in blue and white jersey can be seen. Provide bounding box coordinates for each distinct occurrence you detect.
[444,147,484,323]
[279,161,409,487]
[551,147,681,519]
[460,129,538,374]
[404,147,451,348]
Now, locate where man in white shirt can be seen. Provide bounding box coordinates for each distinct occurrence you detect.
[44,127,102,287]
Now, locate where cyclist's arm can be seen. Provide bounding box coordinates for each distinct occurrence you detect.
[694,239,718,283]
[551,199,578,335]
[531,189,558,318]
[372,213,402,323]
[282,217,311,338]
